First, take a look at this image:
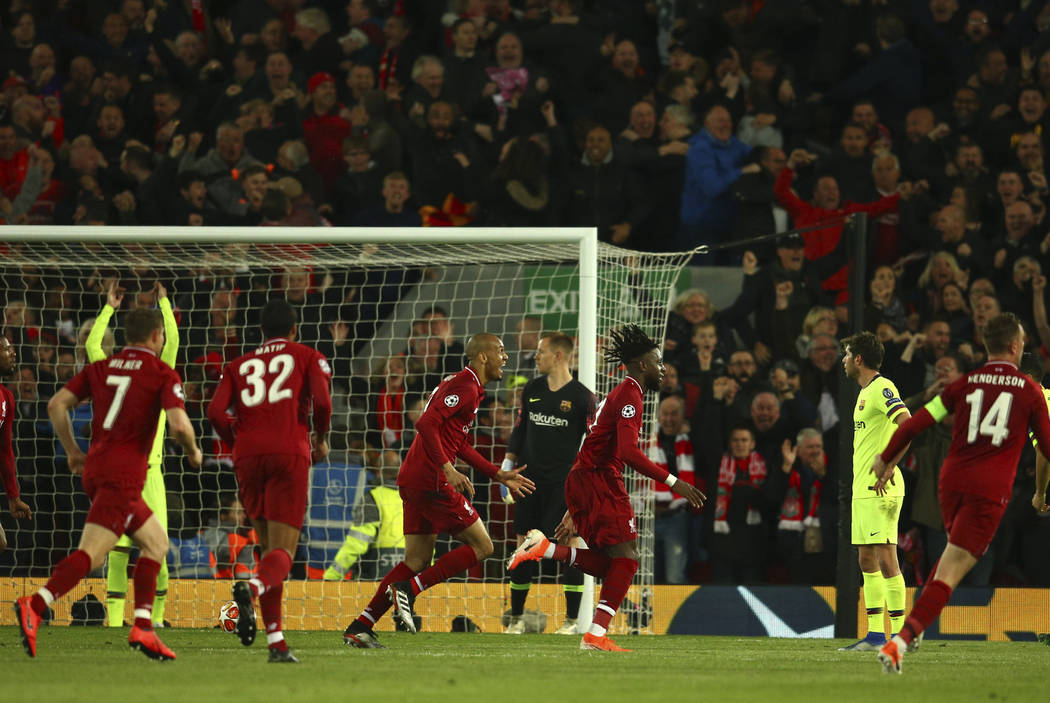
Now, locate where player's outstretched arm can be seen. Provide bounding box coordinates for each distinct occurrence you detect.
[206,370,237,446]
[1034,452,1050,513]
[85,283,121,364]
[872,408,935,495]
[496,464,536,498]
[440,461,475,500]
[47,388,87,474]
[166,407,203,468]
[0,412,30,519]
[156,281,179,369]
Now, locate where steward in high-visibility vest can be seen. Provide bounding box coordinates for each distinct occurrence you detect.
[324,472,404,581]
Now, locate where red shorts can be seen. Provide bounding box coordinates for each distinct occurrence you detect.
[939,488,1007,558]
[399,483,479,536]
[83,473,151,537]
[565,467,637,549]
[235,454,310,530]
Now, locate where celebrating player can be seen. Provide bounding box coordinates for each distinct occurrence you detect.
[838,331,911,652]
[15,308,202,661]
[343,333,535,648]
[872,313,1050,674]
[207,299,333,664]
[503,332,595,635]
[507,325,706,652]
[1,336,33,553]
[87,281,178,628]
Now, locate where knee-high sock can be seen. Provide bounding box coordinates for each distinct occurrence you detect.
[862,570,886,636]
[547,543,611,578]
[509,560,535,616]
[901,579,952,645]
[562,562,585,620]
[884,573,906,635]
[106,549,130,627]
[260,582,287,651]
[411,544,478,594]
[131,557,161,630]
[152,560,169,625]
[249,549,292,598]
[356,562,416,628]
[588,557,638,637]
[32,549,92,616]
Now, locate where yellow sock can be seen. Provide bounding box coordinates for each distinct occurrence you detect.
[884,573,906,635]
[861,570,885,636]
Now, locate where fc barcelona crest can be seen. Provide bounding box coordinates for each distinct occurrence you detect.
[858,399,866,411]
[560,399,572,412]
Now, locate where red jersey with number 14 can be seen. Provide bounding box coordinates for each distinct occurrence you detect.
[208,337,332,463]
[573,376,646,479]
[64,346,186,481]
[935,361,1050,503]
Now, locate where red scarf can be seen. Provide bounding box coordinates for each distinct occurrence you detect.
[777,469,821,531]
[714,452,766,533]
[377,386,404,447]
[378,48,398,90]
[648,432,700,506]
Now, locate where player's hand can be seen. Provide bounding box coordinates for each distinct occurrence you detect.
[107,280,124,309]
[498,465,535,498]
[8,497,31,520]
[1034,491,1049,513]
[186,445,203,469]
[68,448,87,475]
[869,457,894,496]
[553,511,575,542]
[444,465,475,500]
[153,280,167,301]
[677,482,706,510]
[311,433,329,464]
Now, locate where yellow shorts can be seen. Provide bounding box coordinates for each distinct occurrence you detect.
[851,497,902,545]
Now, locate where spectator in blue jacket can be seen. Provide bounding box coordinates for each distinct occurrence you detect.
[680,104,755,254]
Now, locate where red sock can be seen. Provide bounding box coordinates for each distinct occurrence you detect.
[900,579,952,645]
[260,582,287,651]
[550,544,611,577]
[251,549,292,598]
[357,561,415,627]
[590,557,638,632]
[411,544,478,594]
[132,557,161,630]
[32,549,92,616]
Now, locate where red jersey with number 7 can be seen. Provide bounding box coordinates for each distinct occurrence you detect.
[63,346,186,481]
[932,361,1050,503]
[208,337,332,463]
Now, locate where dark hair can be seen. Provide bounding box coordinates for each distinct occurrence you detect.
[1020,352,1043,379]
[261,298,296,338]
[875,14,906,44]
[178,169,205,190]
[982,312,1022,354]
[239,163,269,184]
[841,330,884,369]
[236,42,267,67]
[122,145,152,172]
[260,187,290,220]
[542,332,574,356]
[124,307,163,344]
[491,137,548,194]
[152,82,182,102]
[604,324,659,366]
[420,305,448,319]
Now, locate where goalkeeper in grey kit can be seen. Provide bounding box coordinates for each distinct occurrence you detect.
[503,332,595,634]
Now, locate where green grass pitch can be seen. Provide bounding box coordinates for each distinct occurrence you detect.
[3,627,1048,703]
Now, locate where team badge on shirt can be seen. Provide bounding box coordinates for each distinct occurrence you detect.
[621,404,636,418]
[560,400,572,412]
[319,358,332,375]
[883,388,894,399]
[859,399,865,410]
[173,383,185,401]
[445,394,460,407]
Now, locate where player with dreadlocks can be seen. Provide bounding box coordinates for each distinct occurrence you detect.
[508,325,706,651]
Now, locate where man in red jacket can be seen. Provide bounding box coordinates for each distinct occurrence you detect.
[303,72,351,184]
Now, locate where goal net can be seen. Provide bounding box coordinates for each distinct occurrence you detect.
[0,228,693,635]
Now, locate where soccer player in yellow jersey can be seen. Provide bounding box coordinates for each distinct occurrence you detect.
[88,281,179,628]
[839,331,911,651]
[1020,353,1050,512]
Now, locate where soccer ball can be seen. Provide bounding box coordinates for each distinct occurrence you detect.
[218,600,239,633]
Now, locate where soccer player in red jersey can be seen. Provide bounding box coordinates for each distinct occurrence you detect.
[207,299,333,663]
[508,325,706,652]
[1,336,33,552]
[870,313,1050,674]
[343,333,535,648]
[15,308,202,661]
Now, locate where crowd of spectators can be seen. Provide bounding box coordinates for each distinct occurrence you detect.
[3,0,1050,586]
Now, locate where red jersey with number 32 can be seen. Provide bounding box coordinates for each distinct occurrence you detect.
[572,376,644,479]
[209,337,332,463]
[64,346,186,480]
[937,361,1050,503]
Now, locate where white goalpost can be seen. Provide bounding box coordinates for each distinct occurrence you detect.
[0,226,693,635]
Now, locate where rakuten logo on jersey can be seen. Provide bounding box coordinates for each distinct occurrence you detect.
[529,410,569,427]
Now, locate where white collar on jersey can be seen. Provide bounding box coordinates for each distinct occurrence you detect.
[982,360,1018,369]
[123,345,157,357]
[263,337,289,345]
[625,375,643,393]
[464,366,482,387]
